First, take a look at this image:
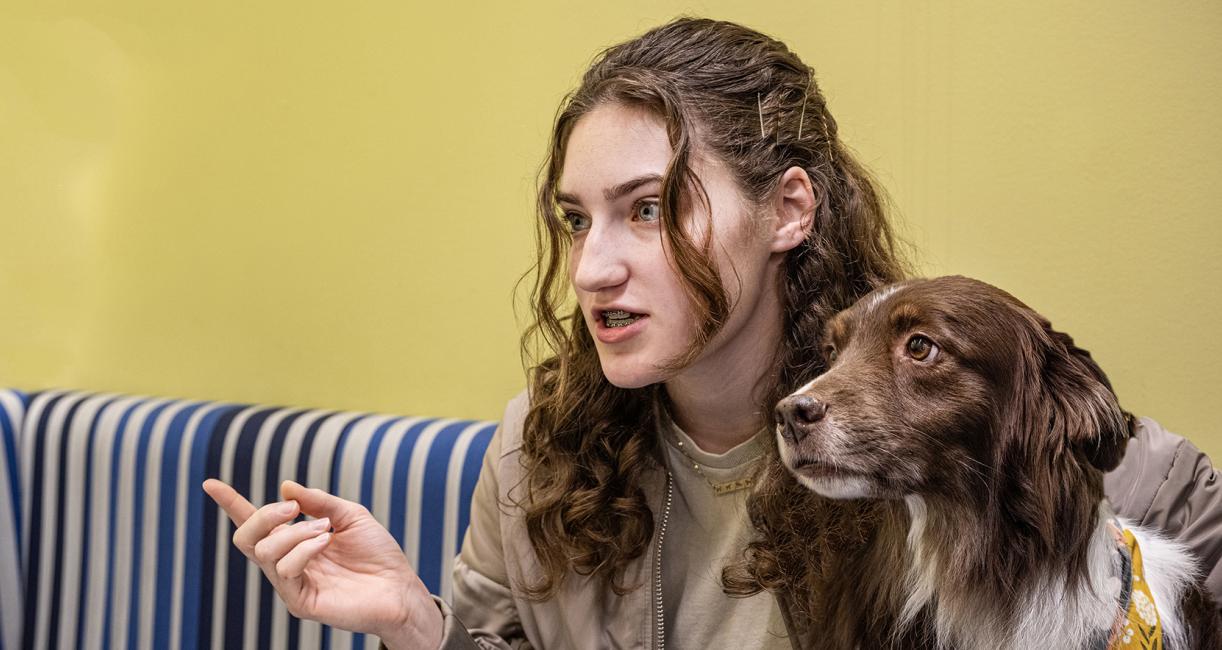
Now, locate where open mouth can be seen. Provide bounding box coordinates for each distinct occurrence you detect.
[601,310,645,328]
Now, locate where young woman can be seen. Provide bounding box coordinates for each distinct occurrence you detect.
[204,18,1222,649]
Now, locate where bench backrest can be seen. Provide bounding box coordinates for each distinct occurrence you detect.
[0,388,496,650]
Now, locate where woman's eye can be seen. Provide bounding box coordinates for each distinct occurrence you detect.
[563,212,591,232]
[905,335,938,362]
[634,201,660,223]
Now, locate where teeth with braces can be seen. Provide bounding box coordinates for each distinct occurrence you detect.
[602,310,641,328]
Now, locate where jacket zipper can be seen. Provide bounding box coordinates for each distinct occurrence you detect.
[653,471,673,650]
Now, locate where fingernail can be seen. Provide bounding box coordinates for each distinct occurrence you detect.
[279,500,298,515]
[313,517,331,531]
[316,532,331,545]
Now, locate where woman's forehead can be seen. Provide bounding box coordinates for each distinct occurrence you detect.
[556,104,672,205]
[556,103,733,208]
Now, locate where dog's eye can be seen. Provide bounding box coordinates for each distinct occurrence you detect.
[906,335,938,362]
[824,346,838,363]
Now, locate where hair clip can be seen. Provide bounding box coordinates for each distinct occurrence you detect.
[797,73,814,140]
[757,92,766,138]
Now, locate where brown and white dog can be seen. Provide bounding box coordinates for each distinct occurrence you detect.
[774,275,1219,649]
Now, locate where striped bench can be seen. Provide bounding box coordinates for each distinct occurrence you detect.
[0,388,497,650]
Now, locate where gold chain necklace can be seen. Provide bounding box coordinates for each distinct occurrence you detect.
[670,435,756,496]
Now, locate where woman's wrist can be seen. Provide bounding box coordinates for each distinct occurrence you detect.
[376,588,444,650]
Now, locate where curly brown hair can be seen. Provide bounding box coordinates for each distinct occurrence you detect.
[517,16,910,602]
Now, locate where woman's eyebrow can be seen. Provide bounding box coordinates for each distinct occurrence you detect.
[555,174,662,205]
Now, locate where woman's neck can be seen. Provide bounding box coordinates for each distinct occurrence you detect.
[663,315,781,454]
[663,254,787,454]
[664,377,767,454]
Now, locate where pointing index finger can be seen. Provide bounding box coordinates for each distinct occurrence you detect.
[202,478,257,526]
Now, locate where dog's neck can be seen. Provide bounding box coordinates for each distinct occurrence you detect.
[891,491,1121,649]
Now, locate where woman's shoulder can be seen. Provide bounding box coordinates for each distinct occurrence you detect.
[1106,415,1217,520]
[495,387,531,457]
[1105,415,1222,604]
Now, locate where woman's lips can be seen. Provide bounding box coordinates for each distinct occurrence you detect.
[594,314,648,344]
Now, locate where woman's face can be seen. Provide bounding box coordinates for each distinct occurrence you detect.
[557,103,782,389]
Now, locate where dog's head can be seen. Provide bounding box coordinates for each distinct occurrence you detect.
[775,275,1130,502]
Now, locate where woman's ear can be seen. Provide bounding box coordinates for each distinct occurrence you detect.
[769,166,817,253]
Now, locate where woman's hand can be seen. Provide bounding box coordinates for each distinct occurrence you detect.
[202,479,442,650]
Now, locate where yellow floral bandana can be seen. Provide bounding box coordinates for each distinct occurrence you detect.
[1103,520,1164,650]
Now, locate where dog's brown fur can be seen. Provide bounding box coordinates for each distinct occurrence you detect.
[772,276,1220,649]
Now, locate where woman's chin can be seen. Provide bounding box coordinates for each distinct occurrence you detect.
[600,364,666,390]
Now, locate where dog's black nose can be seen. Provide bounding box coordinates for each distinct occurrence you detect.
[775,394,827,443]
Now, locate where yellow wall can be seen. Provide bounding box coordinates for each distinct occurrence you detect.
[2,3,1220,457]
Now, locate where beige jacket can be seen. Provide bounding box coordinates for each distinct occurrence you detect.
[427,393,1222,649]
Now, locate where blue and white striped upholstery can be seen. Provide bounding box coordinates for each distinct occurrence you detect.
[5,388,497,650]
[0,389,27,650]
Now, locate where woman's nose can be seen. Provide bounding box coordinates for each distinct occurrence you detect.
[572,224,630,292]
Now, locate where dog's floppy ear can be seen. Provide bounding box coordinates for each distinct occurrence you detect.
[1038,321,1130,472]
